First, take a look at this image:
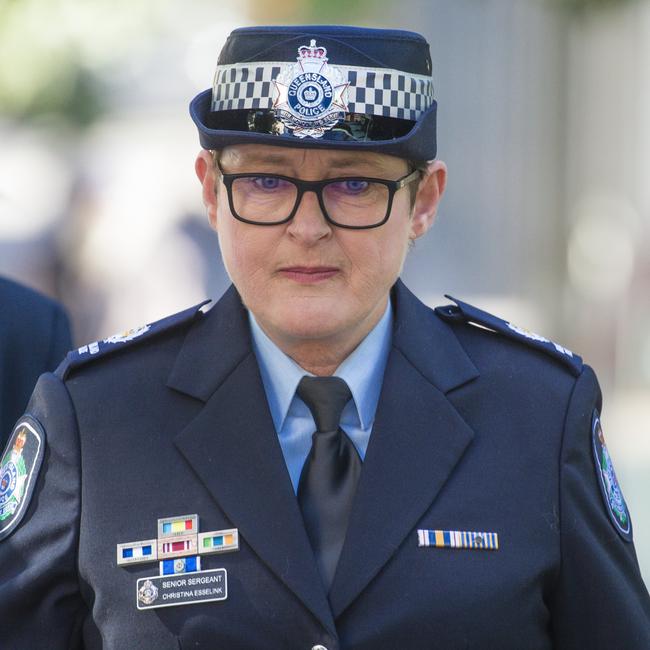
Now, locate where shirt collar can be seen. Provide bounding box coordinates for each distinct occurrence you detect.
[249,301,393,432]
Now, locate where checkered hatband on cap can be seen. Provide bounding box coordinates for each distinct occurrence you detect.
[211,63,434,122]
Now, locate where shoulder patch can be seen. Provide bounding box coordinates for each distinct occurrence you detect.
[591,411,633,542]
[56,300,210,380]
[0,416,46,541]
[435,295,583,376]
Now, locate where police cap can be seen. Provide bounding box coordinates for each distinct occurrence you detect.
[190,25,437,160]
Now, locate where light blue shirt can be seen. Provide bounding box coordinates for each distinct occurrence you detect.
[249,302,393,493]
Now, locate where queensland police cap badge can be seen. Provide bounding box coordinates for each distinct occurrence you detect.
[272,39,348,138]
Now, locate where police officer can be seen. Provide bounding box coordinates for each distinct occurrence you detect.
[0,25,648,649]
[0,276,72,447]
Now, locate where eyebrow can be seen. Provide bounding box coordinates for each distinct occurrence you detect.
[230,152,294,166]
[326,157,391,172]
[228,153,393,174]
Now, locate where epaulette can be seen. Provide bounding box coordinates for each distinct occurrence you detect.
[56,300,211,380]
[435,295,583,377]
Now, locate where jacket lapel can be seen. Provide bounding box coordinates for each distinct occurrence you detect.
[168,287,336,635]
[329,281,480,618]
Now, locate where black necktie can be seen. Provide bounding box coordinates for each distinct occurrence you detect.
[297,376,362,591]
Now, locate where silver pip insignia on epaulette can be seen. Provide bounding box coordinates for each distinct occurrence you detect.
[56,300,210,380]
[436,295,583,376]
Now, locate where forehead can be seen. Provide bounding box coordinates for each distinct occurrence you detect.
[220,144,408,173]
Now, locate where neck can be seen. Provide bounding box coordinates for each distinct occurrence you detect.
[257,298,389,376]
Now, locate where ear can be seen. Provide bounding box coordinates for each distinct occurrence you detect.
[195,149,219,230]
[409,160,447,240]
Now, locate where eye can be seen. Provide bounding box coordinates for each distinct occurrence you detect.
[331,179,370,195]
[252,176,286,190]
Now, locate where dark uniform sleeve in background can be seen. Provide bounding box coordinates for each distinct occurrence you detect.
[0,277,73,447]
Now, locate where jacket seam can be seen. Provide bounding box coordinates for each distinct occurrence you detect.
[59,374,87,646]
[553,366,595,595]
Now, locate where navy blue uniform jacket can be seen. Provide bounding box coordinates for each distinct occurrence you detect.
[0,277,72,447]
[0,281,648,648]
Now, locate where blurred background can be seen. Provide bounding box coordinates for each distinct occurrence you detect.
[0,0,648,581]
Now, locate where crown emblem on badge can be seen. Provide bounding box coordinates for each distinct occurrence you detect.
[272,39,349,138]
[298,40,327,60]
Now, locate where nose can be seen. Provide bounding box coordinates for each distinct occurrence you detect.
[286,189,332,242]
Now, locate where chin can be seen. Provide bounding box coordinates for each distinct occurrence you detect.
[272,306,348,342]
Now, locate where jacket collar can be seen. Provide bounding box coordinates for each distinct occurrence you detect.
[167,280,478,404]
[391,278,479,393]
[167,285,251,401]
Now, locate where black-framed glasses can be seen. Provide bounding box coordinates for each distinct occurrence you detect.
[217,163,421,229]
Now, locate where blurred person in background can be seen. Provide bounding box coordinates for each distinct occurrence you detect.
[0,276,71,448]
[0,24,649,649]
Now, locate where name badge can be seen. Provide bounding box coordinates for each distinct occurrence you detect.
[137,568,227,610]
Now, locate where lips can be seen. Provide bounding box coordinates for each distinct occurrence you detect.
[278,266,339,283]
